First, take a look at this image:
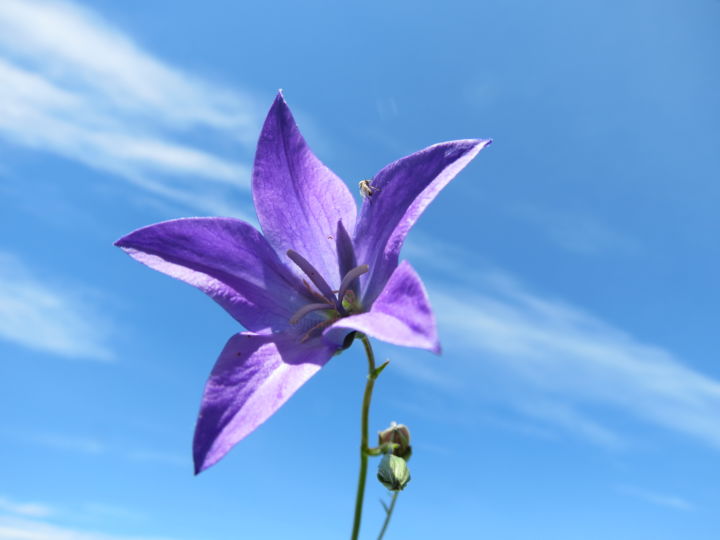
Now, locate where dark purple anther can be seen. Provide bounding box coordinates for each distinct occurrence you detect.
[286,249,339,309]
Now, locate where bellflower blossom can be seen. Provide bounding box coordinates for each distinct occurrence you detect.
[115,93,490,473]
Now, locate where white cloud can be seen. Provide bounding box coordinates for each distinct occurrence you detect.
[429,280,720,448]
[403,238,720,449]
[512,399,625,449]
[433,280,720,448]
[0,498,168,540]
[509,203,639,256]
[77,504,144,523]
[0,251,113,361]
[11,428,188,469]
[617,485,694,511]
[0,0,260,214]
[125,450,186,468]
[0,497,54,519]
[0,516,177,540]
[29,433,106,455]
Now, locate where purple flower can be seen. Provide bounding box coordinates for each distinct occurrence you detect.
[115,93,490,473]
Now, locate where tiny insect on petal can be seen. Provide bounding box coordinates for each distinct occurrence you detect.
[359,179,379,198]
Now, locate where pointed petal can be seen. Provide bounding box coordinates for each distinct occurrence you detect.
[252,92,357,288]
[115,218,304,332]
[325,261,440,353]
[193,332,335,473]
[354,139,491,304]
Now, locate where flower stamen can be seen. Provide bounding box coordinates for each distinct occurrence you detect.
[287,249,340,310]
[302,279,335,304]
[300,318,336,343]
[287,251,369,331]
[289,302,334,325]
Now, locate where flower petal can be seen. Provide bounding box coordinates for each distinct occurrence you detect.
[325,261,440,353]
[252,92,357,288]
[354,139,491,304]
[193,332,335,473]
[115,217,304,332]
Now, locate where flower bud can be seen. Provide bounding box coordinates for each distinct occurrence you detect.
[377,454,411,491]
[378,422,412,460]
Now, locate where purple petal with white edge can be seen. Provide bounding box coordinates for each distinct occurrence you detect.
[252,92,357,289]
[354,139,491,304]
[324,261,440,354]
[115,218,305,332]
[193,332,335,473]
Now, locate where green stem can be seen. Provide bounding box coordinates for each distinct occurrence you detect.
[377,491,399,540]
[350,334,377,540]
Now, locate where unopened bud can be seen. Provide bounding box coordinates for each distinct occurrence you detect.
[377,454,411,491]
[378,422,412,460]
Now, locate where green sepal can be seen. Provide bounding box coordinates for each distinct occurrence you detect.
[372,359,390,378]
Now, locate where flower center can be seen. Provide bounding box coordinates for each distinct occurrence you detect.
[286,249,368,341]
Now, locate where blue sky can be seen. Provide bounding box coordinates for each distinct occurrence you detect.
[1,0,719,538]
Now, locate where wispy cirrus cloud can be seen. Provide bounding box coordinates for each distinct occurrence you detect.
[0,250,113,361]
[125,450,186,468]
[509,203,639,256]
[28,433,106,455]
[617,485,694,511]
[0,495,171,539]
[0,516,178,540]
[401,238,720,450]
[511,399,625,449]
[0,0,260,215]
[0,497,54,519]
[10,428,187,469]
